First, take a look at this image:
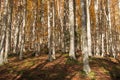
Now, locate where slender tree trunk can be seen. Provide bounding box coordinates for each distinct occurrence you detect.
[19,0,27,60]
[0,27,6,65]
[86,0,92,56]
[48,0,52,61]
[69,0,76,59]
[107,0,112,56]
[63,0,67,53]
[101,33,105,57]
[94,0,100,56]
[0,0,8,64]
[33,0,38,56]
[2,0,8,63]
[4,0,13,63]
[14,11,21,54]
[57,0,65,53]
[52,0,56,59]
[14,19,19,53]
[118,0,120,55]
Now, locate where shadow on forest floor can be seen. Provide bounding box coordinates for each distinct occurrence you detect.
[16,54,83,80]
[90,57,120,80]
[0,53,120,80]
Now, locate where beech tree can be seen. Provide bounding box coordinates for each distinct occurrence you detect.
[47,0,56,61]
[52,0,56,59]
[94,0,100,56]
[81,0,91,74]
[86,0,92,56]
[4,0,13,62]
[69,0,76,59]
[0,0,9,64]
[19,0,27,60]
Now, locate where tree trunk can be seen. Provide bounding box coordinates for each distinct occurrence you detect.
[81,0,91,74]
[19,0,27,60]
[48,0,52,61]
[94,0,100,56]
[86,0,92,56]
[107,0,112,56]
[4,0,13,63]
[52,0,56,59]
[101,33,105,57]
[0,27,6,65]
[69,0,76,59]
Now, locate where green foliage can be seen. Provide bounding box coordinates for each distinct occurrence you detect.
[80,70,96,80]
[63,53,69,57]
[23,61,35,68]
[80,70,86,77]
[88,71,96,79]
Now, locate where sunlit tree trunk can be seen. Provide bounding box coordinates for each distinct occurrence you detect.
[107,0,112,56]
[4,0,13,62]
[48,0,52,61]
[103,1,109,56]
[0,27,6,65]
[19,0,27,60]
[101,33,105,57]
[0,0,8,65]
[14,22,18,53]
[101,1,106,57]
[57,0,65,52]
[52,0,56,59]
[94,0,100,56]
[13,10,21,54]
[69,0,76,59]
[4,0,8,61]
[86,0,92,56]
[118,0,120,54]
[63,0,68,53]
[81,0,91,74]
[33,0,38,56]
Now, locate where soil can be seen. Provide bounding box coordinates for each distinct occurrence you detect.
[0,52,120,80]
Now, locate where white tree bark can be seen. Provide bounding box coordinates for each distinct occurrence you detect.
[86,0,92,56]
[19,0,27,60]
[4,16,9,62]
[4,0,13,63]
[107,0,112,33]
[14,19,19,53]
[33,0,39,56]
[94,0,100,56]
[69,0,76,59]
[52,0,56,59]
[0,0,8,65]
[48,0,52,61]
[81,0,91,74]
[107,0,112,56]
[101,34,105,57]
[0,27,6,65]
[117,0,120,54]
[1,0,9,64]
[57,0,65,52]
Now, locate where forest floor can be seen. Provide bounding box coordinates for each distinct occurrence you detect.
[0,51,120,80]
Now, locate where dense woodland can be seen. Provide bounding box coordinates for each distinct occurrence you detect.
[0,0,120,80]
